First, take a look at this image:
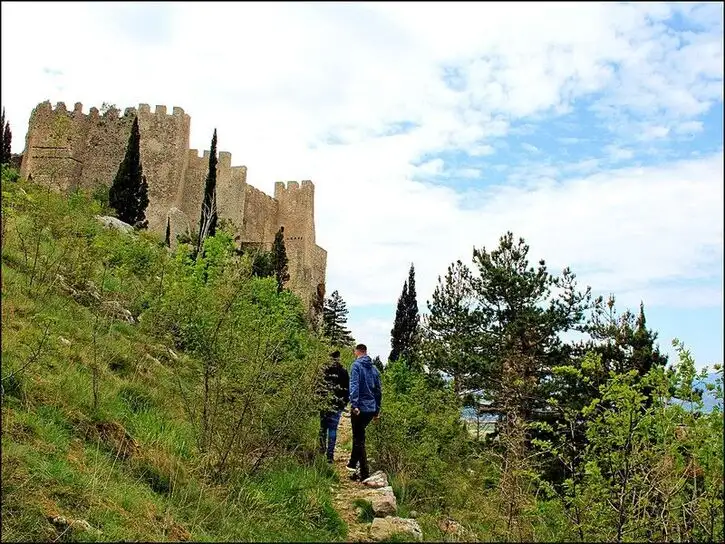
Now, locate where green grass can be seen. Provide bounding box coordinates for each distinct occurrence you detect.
[353,498,375,523]
[1,176,347,542]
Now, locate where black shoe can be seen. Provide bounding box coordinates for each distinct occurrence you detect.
[360,473,369,482]
[349,472,360,481]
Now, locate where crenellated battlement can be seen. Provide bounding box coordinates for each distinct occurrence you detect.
[274,179,316,199]
[21,99,325,314]
[218,151,232,168]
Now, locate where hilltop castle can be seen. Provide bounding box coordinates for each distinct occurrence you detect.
[20,101,327,312]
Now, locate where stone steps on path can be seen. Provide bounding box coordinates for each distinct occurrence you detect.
[331,415,422,542]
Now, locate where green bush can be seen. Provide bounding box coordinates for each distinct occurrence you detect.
[368,360,469,509]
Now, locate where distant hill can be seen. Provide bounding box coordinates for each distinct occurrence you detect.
[673,372,724,413]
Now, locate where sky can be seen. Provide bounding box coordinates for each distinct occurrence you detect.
[2,2,723,370]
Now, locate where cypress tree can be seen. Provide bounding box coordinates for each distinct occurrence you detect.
[373,356,384,373]
[165,217,171,248]
[197,129,218,256]
[3,121,11,165]
[389,280,408,362]
[109,116,148,227]
[271,226,290,293]
[323,290,355,347]
[389,263,420,365]
[1,108,12,164]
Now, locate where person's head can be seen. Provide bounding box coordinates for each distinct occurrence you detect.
[330,350,341,364]
[354,344,367,358]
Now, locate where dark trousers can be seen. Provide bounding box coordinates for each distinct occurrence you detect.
[349,411,375,479]
[319,411,342,460]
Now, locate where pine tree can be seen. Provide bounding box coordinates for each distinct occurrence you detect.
[1,108,11,164]
[373,356,384,373]
[197,129,218,256]
[109,116,149,227]
[323,290,355,347]
[423,260,480,394]
[389,263,420,365]
[271,226,290,293]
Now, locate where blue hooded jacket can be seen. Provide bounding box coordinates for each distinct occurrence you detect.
[349,355,382,414]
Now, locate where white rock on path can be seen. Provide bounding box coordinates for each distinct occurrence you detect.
[370,486,397,517]
[370,516,423,541]
[362,470,389,488]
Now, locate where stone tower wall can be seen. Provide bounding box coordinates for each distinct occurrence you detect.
[274,180,326,308]
[241,184,279,249]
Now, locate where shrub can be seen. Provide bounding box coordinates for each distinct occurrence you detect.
[368,360,469,509]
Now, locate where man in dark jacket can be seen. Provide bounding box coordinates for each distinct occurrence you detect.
[346,343,382,481]
[318,350,350,463]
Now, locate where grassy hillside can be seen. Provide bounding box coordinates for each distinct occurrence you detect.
[3,167,722,543]
[1,170,346,542]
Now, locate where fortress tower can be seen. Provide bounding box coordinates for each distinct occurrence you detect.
[20,100,327,312]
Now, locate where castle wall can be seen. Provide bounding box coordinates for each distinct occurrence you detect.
[241,184,279,249]
[79,106,134,191]
[178,149,208,229]
[20,100,326,312]
[20,101,92,191]
[216,160,247,235]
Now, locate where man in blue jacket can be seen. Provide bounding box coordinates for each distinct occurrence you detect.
[346,343,382,481]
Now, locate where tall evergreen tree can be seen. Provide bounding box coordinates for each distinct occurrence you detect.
[109,116,149,227]
[1,108,11,164]
[271,226,290,293]
[323,290,355,347]
[3,121,11,165]
[425,233,591,418]
[389,263,420,365]
[197,129,218,256]
[165,217,171,248]
[373,356,384,373]
[423,260,480,394]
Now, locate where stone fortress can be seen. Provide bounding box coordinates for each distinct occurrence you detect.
[19,101,327,311]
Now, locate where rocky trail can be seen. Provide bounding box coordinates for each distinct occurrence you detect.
[330,412,422,542]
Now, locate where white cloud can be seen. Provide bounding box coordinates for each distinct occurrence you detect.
[455,168,481,179]
[638,125,671,141]
[563,158,600,173]
[604,144,635,161]
[522,143,541,153]
[675,120,705,135]
[1,2,722,362]
[468,144,496,157]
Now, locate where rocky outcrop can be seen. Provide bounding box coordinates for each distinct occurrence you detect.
[95,215,134,233]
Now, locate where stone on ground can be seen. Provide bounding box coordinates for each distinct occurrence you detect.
[370,485,397,517]
[362,470,389,488]
[370,516,423,541]
[95,215,134,233]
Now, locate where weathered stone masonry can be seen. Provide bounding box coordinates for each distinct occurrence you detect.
[20,101,327,310]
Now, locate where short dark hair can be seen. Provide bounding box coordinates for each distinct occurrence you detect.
[355,344,367,352]
[330,350,341,358]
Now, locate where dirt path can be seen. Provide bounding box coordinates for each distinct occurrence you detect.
[330,412,377,542]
